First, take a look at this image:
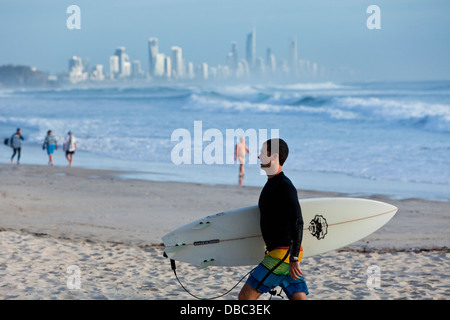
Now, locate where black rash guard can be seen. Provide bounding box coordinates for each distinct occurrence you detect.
[258,171,304,262]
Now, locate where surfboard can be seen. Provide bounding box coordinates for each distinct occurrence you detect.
[162,197,398,268]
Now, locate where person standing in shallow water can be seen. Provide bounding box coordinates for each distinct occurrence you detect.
[10,128,24,164]
[235,137,250,179]
[42,130,58,166]
[63,131,76,167]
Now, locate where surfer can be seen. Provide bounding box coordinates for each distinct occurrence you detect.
[63,131,77,167]
[10,128,24,164]
[238,138,308,300]
[234,137,250,179]
[42,130,58,166]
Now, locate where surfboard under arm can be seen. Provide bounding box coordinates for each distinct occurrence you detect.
[162,198,398,267]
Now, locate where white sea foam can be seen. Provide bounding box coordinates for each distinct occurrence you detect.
[336,97,450,132]
[1,81,448,197]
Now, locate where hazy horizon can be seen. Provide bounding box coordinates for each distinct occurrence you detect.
[1,0,449,82]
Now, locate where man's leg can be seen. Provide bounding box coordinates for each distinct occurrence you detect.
[290,292,308,300]
[283,276,309,300]
[238,283,262,300]
[11,149,17,164]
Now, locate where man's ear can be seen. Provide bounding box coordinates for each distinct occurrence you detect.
[272,152,279,162]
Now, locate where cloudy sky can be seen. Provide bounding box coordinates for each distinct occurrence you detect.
[1,0,449,82]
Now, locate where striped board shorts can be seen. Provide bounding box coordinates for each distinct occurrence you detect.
[246,247,309,299]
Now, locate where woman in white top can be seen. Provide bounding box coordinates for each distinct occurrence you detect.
[63,131,77,167]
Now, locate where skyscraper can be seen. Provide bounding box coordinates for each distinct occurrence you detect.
[114,46,130,77]
[91,64,105,81]
[230,42,238,70]
[153,53,165,77]
[289,38,298,76]
[266,47,276,73]
[246,28,256,71]
[148,37,158,77]
[164,55,172,78]
[171,46,183,79]
[68,56,83,74]
[109,55,119,79]
[187,62,195,79]
[68,56,87,83]
[196,63,208,80]
[255,57,265,75]
[132,60,143,78]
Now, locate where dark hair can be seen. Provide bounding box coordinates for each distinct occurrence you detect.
[265,138,289,166]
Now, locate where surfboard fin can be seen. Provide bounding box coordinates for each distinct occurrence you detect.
[164,243,186,257]
[192,221,211,230]
[198,259,215,269]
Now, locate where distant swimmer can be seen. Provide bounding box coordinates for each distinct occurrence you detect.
[63,131,76,167]
[42,130,58,166]
[235,137,250,179]
[10,128,24,164]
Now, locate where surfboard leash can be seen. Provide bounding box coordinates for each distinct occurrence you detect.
[169,258,256,300]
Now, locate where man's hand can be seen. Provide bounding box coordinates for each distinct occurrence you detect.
[289,261,303,280]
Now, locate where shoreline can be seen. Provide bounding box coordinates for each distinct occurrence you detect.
[1,163,449,300]
[0,163,448,250]
[2,142,449,203]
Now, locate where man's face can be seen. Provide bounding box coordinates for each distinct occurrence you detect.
[259,142,279,175]
[259,143,271,168]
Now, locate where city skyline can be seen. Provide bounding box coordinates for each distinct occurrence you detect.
[66,28,332,84]
[1,0,449,83]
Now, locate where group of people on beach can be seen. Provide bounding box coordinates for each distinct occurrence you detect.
[7,129,309,300]
[7,128,77,166]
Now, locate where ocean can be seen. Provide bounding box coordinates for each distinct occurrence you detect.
[1,80,449,201]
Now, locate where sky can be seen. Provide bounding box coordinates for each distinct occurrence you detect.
[0,0,449,82]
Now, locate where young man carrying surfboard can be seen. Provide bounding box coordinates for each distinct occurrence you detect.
[238,138,308,300]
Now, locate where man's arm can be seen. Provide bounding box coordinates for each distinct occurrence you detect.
[287,187,304,279]
[288,189,303,259]
[289,261,303,280]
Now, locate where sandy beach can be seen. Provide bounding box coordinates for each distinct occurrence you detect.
[0,163,449,300]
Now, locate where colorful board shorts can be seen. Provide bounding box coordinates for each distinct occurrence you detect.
[246,247,309,299]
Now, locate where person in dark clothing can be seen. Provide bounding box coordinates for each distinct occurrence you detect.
[238,138,308,300]
[10,128,24,164]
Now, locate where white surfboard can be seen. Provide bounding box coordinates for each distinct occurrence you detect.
[162,198,398,268]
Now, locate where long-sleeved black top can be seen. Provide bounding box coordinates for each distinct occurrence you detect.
[258,171,304,262]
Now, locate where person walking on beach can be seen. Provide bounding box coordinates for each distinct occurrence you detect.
[42,130,57,166]
[63,131,76,167]
[235,137,250,178]
[10,128,24,164]
[238,138,308,300]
